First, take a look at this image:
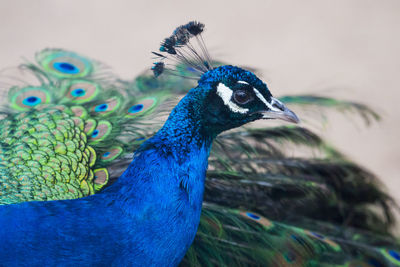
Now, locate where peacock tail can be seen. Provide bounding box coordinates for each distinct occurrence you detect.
[1,46,399,266]
[0,48,186,204]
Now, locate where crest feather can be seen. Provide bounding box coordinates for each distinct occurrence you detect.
[152,21,212,79]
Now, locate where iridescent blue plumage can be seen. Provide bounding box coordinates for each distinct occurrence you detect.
[0,21,399,267]
[0,63,283,265]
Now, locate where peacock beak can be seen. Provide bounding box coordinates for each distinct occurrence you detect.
[260,97,300,123]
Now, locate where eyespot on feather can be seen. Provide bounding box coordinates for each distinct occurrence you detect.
[10,87,51,111]
[63,80,100,103]
[37,50,92,78]
[126,97,157,118]
[92,97,121,116]
[89,121,112,144]
[100,146,123,162]
[239,211,273,229]
[93,168,109,191]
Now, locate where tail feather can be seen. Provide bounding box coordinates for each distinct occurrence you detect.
[1,49,399,266]
[182,204,400,267]
[0,49,191,204]
[208,125,396,234]
[279,95,380,125]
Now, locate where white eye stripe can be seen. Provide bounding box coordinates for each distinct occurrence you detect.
[253,88,280,111]
[216,83,249,114]
[237,81,249,85]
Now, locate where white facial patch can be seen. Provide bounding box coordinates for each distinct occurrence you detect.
[253,88,281,112]
[216,83,249,114]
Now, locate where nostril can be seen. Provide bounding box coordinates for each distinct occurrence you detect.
[273,103,281,110]
[272,101,285,111]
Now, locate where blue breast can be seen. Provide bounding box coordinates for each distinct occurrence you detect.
[0,87,212,266]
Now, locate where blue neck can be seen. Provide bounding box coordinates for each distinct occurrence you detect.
[153,88,213,161]
[0,88,216,266]
[107,88,214,264]
[115,87,214,209]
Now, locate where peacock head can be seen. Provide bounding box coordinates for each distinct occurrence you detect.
[196,64,299,132]
[152,21,299,135]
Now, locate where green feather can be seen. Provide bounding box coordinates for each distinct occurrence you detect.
[279,95,380,125]
[0,49,399,266]
[0,49,188,204]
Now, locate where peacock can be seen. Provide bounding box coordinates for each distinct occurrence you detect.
[0,21,399,266]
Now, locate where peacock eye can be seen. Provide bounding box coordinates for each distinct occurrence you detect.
[233,90,253,105]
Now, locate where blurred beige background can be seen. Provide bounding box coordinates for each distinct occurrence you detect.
[0,0,399,203]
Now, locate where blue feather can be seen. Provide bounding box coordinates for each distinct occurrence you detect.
[0,85,214,265]
[1,22,398,267]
